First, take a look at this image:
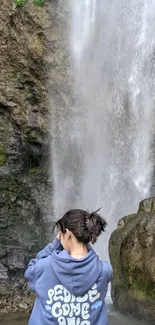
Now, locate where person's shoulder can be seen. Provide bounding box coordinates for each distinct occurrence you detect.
[100,260,113,281]
[101,260,112,269]
[35,255,53,277]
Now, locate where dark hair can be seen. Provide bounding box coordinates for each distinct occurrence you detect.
[54,208,107,244]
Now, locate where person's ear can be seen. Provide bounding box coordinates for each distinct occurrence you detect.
[57,232,61,240]
[65,229,71,240]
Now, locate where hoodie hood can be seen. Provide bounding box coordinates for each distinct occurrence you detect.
[51,248,102,297]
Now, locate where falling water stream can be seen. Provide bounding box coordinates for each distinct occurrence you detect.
[50,1,155,324]
[52,0,155,258]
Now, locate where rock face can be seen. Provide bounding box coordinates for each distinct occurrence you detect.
[0,0,55,313]
[0,0,72,312]
[109,197,155,322]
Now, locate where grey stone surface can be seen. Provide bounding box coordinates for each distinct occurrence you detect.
[109,198,155,322]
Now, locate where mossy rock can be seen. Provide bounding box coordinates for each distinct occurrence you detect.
[0,147,7,167]
[109,198,155,322]
[129,267,155,301]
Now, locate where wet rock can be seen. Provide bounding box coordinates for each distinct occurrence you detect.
[0,264,8,280]
[109,197,155,322]
[0,0,72,313]
[0,1,53,313]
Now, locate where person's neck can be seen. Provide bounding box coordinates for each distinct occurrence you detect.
[69,244,88,258]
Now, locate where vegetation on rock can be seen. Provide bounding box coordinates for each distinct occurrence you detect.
[14,0,27,6]
[109,198,155,322]
[0,147,7,167]
[0,0,71,313]
[0,0,51,313]
[14,0,45,6]
[34,0,45,6]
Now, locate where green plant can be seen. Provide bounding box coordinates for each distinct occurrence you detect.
[14,0,28,6]
[13,0,45,6]
[34,0,45,6]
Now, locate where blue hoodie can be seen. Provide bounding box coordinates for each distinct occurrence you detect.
[24,238,112,325]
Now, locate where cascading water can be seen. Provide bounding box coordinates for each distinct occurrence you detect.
[51,0,155,258]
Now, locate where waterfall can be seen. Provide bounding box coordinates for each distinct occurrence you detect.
[51,0,155,258]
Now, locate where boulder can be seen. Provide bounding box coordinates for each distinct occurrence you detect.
[109,197,155,322]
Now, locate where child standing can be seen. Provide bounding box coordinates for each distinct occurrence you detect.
[25,209,112,325]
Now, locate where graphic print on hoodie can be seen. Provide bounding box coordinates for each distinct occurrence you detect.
[24,238,112,325]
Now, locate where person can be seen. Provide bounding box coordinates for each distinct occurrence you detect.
[24,209,112,325]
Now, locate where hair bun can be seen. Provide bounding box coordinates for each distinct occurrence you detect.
[85,209,107,244]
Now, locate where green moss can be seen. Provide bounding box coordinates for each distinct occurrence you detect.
[13,0,45,7]
[0,176,30,205]
[130,267,155,301]
[34,0,45,6]
[14,0,27,6]
[27,130,43,144]
[28,168,49,184]
[133,289,147,301]
[0,147,7,167]
[29,167,39,175]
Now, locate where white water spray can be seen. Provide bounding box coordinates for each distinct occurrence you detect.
[51,0,155,258]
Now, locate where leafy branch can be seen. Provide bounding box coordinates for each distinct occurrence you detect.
[14,0,45,7]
